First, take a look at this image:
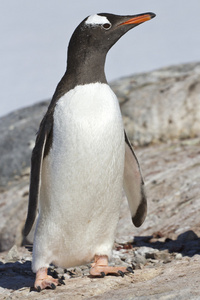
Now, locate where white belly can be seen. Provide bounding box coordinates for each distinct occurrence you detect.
[32,83,125,272]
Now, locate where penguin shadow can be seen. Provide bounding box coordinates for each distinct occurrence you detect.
[0,260,35,291]
[133,230,200,257]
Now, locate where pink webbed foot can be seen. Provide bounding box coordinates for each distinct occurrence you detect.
[89,255,134,277]
[34,267,65,292]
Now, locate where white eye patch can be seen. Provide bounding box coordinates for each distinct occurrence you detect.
[85,14,111,26]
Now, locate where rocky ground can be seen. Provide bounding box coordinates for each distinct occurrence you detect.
[0,63,200,299]
[0,241,200,300]
[1,137,200,299]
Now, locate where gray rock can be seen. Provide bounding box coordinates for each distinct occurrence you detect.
[0,100,48,188]
[133,252,147,265]
[5,245,20,263]
[135,247,159,257]
[112,62,200,146]
[0,183,29,251]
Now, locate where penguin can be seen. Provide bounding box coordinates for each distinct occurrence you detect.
[24,12,156,291]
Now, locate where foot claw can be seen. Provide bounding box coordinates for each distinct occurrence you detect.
[126,266,134,273]
[58,278,65,285]
[36,286,41,292]
[100,272,106,278]
[118,270,124,277]
[51,283,56,290]
[52,270,58,278]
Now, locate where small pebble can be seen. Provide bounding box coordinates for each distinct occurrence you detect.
[82,269,90,276]
[134,253,146,265]
[175,253,183,260]
[5,245,20,263]
[54,267,65,275]
[80,265,88,270]
[73,267,82,277]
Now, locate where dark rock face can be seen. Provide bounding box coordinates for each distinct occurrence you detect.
[0,101,48,188]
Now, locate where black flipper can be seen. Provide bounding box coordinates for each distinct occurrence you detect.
[123,131,147,227]
[23,120,50,236]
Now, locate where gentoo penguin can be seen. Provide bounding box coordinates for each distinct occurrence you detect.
[24,12,155,291]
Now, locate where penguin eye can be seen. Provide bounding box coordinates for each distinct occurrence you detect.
[102,23,112,30]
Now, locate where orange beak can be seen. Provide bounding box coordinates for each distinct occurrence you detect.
[120,14,154,26]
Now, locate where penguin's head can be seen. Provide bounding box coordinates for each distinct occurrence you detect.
[68,12,156,55]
